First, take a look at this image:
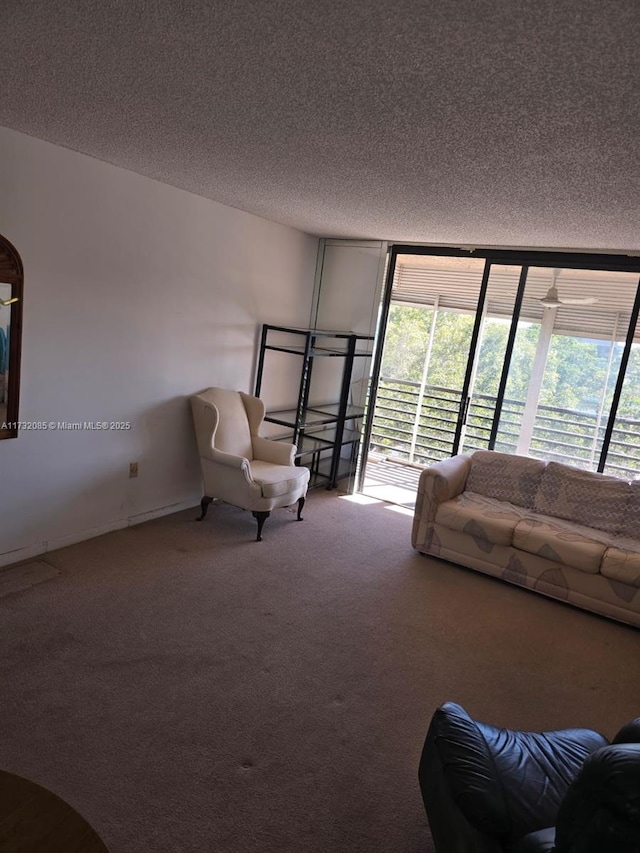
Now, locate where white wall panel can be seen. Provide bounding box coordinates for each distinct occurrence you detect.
[310,240,387,404]
[0,127,318,564]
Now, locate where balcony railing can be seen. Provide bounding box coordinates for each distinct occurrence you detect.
[370,377,640,480]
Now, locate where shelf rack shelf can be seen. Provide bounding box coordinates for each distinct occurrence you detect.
[255,325,374,489]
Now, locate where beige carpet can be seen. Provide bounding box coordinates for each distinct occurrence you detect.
[1,489,639,853]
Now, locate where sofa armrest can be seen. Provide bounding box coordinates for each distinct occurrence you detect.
[411,454,472,548]
[420,454,472,513]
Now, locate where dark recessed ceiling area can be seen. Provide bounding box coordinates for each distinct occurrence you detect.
[2,0,639,250]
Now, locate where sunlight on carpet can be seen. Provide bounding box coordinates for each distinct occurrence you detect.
[339,493,382,505]
[361,455,420,509]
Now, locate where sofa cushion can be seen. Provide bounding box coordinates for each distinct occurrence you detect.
[435,492,523,547]
[533,462,629,535]
[465,451,547,508]
[513,517,607,574]
[601,546,640,588]
[620,480,640,539]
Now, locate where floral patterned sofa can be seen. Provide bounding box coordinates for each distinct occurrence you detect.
[411,450,640,627]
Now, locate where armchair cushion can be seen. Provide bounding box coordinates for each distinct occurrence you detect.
[250,460,309,499]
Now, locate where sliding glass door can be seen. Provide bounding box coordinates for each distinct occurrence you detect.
[369,253,487,465]
[365,247,640,480]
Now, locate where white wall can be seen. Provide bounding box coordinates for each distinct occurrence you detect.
[0,127,318,565]
[312,240,387,337]
[310,240,388,406]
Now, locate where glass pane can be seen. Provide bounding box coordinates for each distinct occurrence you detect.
[380,304,434,382]
[603,307,640,480]
[418,309,475,462]
[496,267,639,470]
[369,253,486,465]
[530,334,621,468]
[462,264,533,453]
[492,320,541,453]
[370,304,434,461]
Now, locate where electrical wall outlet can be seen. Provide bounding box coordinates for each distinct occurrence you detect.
[129,462,139,478]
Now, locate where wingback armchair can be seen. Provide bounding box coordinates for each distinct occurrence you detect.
[190,387,310,540]
[419,701,640,853]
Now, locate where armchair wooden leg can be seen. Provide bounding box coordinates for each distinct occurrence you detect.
[196,496,214,521]
[297,497,305,521]
[252,511,270,541]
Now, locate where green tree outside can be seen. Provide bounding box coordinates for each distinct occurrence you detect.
[373,303,640,475]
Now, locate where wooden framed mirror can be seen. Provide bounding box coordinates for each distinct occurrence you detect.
[0,234,24,440]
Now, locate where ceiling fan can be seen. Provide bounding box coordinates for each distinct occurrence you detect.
[540,269,599,307]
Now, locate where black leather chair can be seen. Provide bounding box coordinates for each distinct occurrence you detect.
[419,702,640,853]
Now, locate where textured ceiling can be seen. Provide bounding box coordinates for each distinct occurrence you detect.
[2,0,640,250]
